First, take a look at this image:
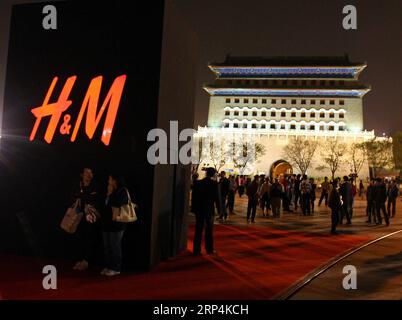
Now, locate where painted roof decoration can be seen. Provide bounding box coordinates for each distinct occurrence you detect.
[208,55,366,79]
[204,87,371,98]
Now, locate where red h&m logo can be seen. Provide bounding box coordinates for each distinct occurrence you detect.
[29,75,127,146]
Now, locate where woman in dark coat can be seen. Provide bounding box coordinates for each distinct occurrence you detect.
[328,181,342,235]
[101,174,130,276]
[72,168,101,271]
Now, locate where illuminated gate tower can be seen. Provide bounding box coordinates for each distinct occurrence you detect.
[199,55,375,178]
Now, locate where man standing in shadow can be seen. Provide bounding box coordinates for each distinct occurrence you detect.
[339,176,352,225]
[191,168,220,256]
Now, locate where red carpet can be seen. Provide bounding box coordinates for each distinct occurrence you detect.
[0,224,369,300]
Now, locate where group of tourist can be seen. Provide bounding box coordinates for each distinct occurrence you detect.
[191,169,400,255]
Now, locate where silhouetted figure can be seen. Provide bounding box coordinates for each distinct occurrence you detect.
[238,175,245,197]
[226,175,237,216]
[102,173,129,276]
[366,180,376,223]
[191,172,199,190]
[318,177,329,206]
[350,178,357,218]
[300,175,311,215]
[259,177,271,216]
[328,181,341,235]
[191,168,220,255]
[339,176,352,224]
[246,175,259,223]
[387,180,399,218]
[270,178,283,218]
[294,174,301,211]
[374,178,390,226]
[218,171,230,221]
[72,167,101,272]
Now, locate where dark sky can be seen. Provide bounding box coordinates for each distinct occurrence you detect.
[174,0,402,135]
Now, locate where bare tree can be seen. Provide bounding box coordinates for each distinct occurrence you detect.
[283,137,318,176]
[361,137,394,178]
[347,142,366,177]
[316,139,347,180]
[230,141,266,175]
[201,135,229,173]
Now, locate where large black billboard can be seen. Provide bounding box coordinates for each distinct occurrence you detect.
[0,1,167,270]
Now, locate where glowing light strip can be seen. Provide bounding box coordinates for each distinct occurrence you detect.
[223,119,346,126]
[204,87,370,97]
[196,126,376,140]
[223,107,346,114]
[209,66,364,78]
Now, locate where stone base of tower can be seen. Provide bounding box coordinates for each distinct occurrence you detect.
[196,127,375,181]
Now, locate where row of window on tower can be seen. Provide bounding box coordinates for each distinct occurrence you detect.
[226,79,347,86]
[223,122,346,131]
[224,110,345,119]
[225,98,345,106]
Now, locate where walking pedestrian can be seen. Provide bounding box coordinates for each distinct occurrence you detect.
[294,174,301,211]
[339,176,352,225]
[270,178,283,218]
[191,168,220,256]
[246,175,259,223]
[374,178,390,226]
[387,179,399,218]
[328,180,342,235]
[218,171,230,222]
[258,177,271,217]
[300,175,311,216]
[318,177,329,206]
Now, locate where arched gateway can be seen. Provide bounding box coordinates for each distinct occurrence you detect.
[270,160,293,178]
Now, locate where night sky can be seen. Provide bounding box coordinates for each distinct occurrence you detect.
[174,0,402,135]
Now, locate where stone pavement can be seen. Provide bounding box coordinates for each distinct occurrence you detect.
[212,194,402,300]
[216,194,402,239]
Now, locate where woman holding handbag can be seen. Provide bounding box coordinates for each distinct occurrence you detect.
[101,173,134,276]
[71,168,101,271]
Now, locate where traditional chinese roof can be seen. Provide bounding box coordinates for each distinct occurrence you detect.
[209,55,367,79]
[203,87,371,98]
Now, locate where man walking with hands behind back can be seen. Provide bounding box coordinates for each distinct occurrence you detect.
[191,168,220,256]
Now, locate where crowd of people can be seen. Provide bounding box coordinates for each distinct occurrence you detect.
[191,169,400,255]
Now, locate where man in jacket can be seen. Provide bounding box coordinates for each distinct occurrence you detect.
[218,171,230,222]
[318,177,330,207]
[339,176,352,224]
[375,178,390,226]
[300,175,311,216]
[387,179,399,218]
[246,175,260,223]
[270,178,284,218]
[191,168,220,255]
[328,181,341,235]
